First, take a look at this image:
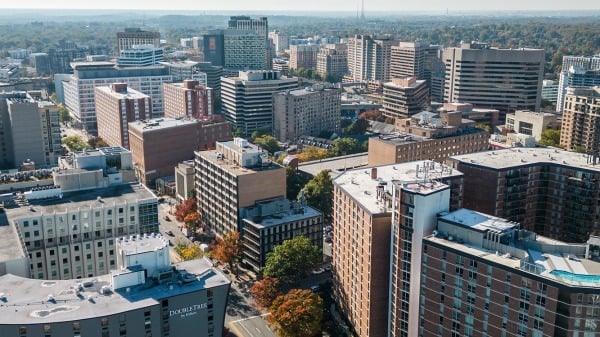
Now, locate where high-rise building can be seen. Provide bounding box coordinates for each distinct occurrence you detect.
[316,43,348,81]
[556,55,600,112]
[163,80,214,120]
[273,85,341,143]
[382,77,429,119]
[158,60,208,83]
[117,28,160,55]
[289,45,320,70]
[332,162,463,337]
[194,138,286,236]
[0,91,61,169]
[448,148,600,243]
[443,41,544,119]
[390,41,444,101]
[196,62,223,98]
[95,83,152,149]
[223,29,267,71]
[560,86,600,153]
[542,79,559,105]
[268,30,289,53]
[221,70,298,135]
[128,118,232,185]
[117,45,164,67]
[228,16,270,69]
[202,31,225,67]
[346,34,396,83]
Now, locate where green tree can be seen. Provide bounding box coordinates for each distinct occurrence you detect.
[539,129,561,147]
[267,289,323,337]
[343,118,369,135]
[263,236,321,286]
[87,136,109,148]
[256,135,281,154]
[232,128,245,138]
[58,105,71,125]
[301,170,333,219]
[331,137,360,156]
[286,166,308,200]
[62,135,91,152]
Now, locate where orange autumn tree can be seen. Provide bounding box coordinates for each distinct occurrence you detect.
[183,212,201,233]
[249,276,281,309]
[210,230,242,274]
[267,289,323,337]
[175,198,197,222]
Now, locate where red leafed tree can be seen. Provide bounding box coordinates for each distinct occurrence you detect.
[210,230,242,274]
[267,289,323,337]
[183,212,201,232]
[175,198,197,222]
[249,276,281,309]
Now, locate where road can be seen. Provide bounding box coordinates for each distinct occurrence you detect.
[229,314,276,337]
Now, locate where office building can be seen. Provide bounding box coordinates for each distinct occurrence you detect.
[556,55,600,112]
[128,118,231,185]
[443,42,544,118]
[448,148,600,243]
[272,59,289,75]
[60,62,172,134]
[95,83,152,149]
[241,198,323,271]
[196,62,223,98]
[202,31,225,67]
[368,110,489,166]
[560,86,600,153]
[273,85,341,143]
[223,29,267,71]
[117,28,160,55]
[221,70,298,135]
[505,110,558,142]
[382,77,429,119]
[316,43,348,81]
[0,91,62,169]
[439,102,500,128]
[194,138,286,236]
[346,34,396,83]
[163,80,214,120]
[289,45,320,70]
[159,60,208,83]
[117,45,164,67]
[332,161,463,337]
[542,79,559,104]
[421,209,600,337]
[269,30,289,53]
[228,16,270,69]
[0,237,230,337]
[390,41,444,99]
[175,160,195,201]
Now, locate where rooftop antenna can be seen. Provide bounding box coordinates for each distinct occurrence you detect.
[361,0,366,21]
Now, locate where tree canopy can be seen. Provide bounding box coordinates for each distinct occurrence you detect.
[210,230,242,274]
[295,146,330,163]
[263,236,321,286]
[87,136,109,148]
[331,137,361,156]
[301,170,334,219]
[539,129,561,147]
[255,135,282,155]
[286,166,309,201]
[62,135,91,152]
[267,289,323,337]
[250,276,281,309]
[175,243,203,261]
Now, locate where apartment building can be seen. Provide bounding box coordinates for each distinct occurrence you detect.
[390,41,444,100]
[228,16,270,69]
[272,85,341,143]
[560,86,600,152]
[95,83,152,149]
[163,80,214,120]
[194,138,286,237]
[316,43,348,81]
[269,30,289,53]
[557,55,600,112]
[448,148,600,243]
[117,44,164,67]
[128,118,231,185]
[346,34,396,83]
[117,28,160,55]
[289,45,320,70]
[382,77,429,119]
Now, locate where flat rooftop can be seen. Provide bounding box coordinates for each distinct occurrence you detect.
[198,149,283,176]
[0,211,27,263]
[298,152,369,179]
[0,257,229,324]
[450,148,600,172]
[243,205,321,229]
[128,117,205,133]
[95,85,148,99]
[439,209,518,233]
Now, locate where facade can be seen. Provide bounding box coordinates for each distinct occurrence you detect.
[128,118,232,185]
[95,83,152,149]
[346,34,396,83]
[556,55,600,112]
[196,62,223,98]
[542,79,559,104]
[316,43,348,81]
[272,85,341,143]
[117,45,164,67]
[0,237,230,337]
[163,80,214,120]
[158,60,208,83]
[221,70,298,135]
[241,198,323,271]
[421,209,600,337]
[60,62,172,134]
[390,41,444,99]
[505,110,558,142]
[440,102,500,128]
[560,86,600,153]
[202,31,225,67]
[175,160,195,201]
[0,91,61,169]
[332,161,463,337]
[448,147,600,243]
[443,42,545,118]
[269,30,289,53]
[289,45,320,70]
[382,77,429,119]
[194,138,286,237]
[223,29,267,71]
[117,28,160,55]
[228,16,270,69]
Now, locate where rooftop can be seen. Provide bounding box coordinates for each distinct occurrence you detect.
[0,257,229,324]
[243,204,321,229]
[96,85,149,99]
[128,117,214,133]
[439,208,518,234]
[298,152,369,179]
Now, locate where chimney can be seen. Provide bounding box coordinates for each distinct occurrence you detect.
[371,167,378,180]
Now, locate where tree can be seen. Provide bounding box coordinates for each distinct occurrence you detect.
[474,124,492,133]
[301,170,333,219]
[210,230,242,274]
[87,136,109,148]
[58,105,71,125]
[232,127,245,138]
[62,135,91,152]
[286,166,308,200]
[256,135,281,154]
[331,137,360,156]
[343,118,369,135]
[263,236,321,286]
[175,243,203,261]
[249,276,281,309]
[295,146,330,163]
[183,212,201,233]
[539,129,561,147]
[175,198,197,222]
[267,289,323,337]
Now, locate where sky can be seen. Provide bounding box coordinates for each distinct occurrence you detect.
[0,0,598,12]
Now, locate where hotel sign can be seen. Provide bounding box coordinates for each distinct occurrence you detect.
[170,303,208,318]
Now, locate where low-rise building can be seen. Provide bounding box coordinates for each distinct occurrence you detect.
[175,160,195,201]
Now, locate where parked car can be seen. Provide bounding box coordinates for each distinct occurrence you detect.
[312,268,325,275]
[324,265,331,271]
[165,230,174,236]
[164,216,171,221]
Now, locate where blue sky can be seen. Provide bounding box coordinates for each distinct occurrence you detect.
[1,0,598,11]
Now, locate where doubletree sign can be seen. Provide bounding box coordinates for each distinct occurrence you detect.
[169,303,208,318]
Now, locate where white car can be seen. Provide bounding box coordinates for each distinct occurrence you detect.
[312,268,325,275]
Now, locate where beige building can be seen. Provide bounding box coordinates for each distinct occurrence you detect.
[194,138,286,236]
[175,160,195,201]
[382,77,429,119]
[347,35,396,83]
[117,28,160,55]
[289,45,320,70]
[560,86,600,152]
[505,110,558,141]
[163,80,214,120]
[316,43,348,81]
[95,83,151,149]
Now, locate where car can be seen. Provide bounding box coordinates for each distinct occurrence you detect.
[158,197,165,203]
[324,265,331,271]
[165,230,174,236]
[310,285,320,292]
[312,268,325,275]
[164,216,171,221]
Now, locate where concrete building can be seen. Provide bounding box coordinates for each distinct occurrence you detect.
[202,31,225,67]
[241,198,323,271]
[0,91,62,169]
[421,209,600,337]
[289,45,320,70]
[59,62,172,134]
[0,236,230,337]
[560,86,600,153]
[269,30,289,53]
[228,16,270,69]
[223,29,267,71]
[382,77,429,119]
[163,80,214,120]
[439,102,500,128]
[117,28,160,55]
[95,83,152,149]
[158,60,208,83]
[448,148,600,243]
[542,79,559,104]
[332,161,463,337]
[175,160,195,201]
[194,138,286,237]
[316,43,348,81]
[443,42,545,119]
[128,118,232,185]
[272,85,341,143]
[221,70,298,135]
[504,110,558,142]
[196,62,223,98]
[117,45,164,67]
[272,59,289,75]
[390,41,444,100]
[557,55,600,112]
[346,34,396,83]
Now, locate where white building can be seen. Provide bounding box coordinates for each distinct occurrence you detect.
[117,44,164,67]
